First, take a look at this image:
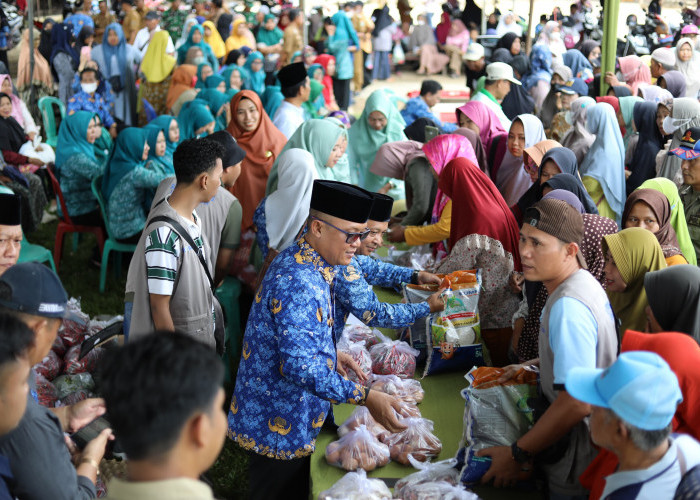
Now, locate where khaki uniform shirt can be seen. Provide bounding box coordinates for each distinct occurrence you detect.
[681,185,700,263]
[282,24,302,66]
[105,478,215,500]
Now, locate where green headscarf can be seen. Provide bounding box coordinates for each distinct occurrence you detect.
[177,99,215,140]
[197,89,230,131]
[602,227,667,337]
[147,115,179,158]
[637,177,697,265]
[221,65,247,98]
[176,24,218,70]
[204,74,226,91]
[145,126,174,175]
[94,127,114,166]
[102,127,148,200]
[348,89,407,199]
[619,96,643,148]
[256,17,283,47]
[195,62,214,89]
[302,79,325,119]
[266,118,348,193]
[55,111,97,170]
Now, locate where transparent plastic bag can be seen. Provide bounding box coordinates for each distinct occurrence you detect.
[35,372,58,407]
[325,424,391,471]
[370,374,425,404]
[397,480,479,500]
[338,406,390,442]
[60,298,90,347]
[341,324,381,349]
[382,417,442,465]
[338,339,372,383]
[64,344,103,375]
[34,350,62,380]
[369,332,419,378]
[318,469,391,500]
[394,458,460,498]
[53,372,95,399]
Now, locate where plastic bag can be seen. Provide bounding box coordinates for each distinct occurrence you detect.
[34,372,58,407]
[63,344,103,375]
[395,402,421,418]
[392,42,406,65]
[60,298,90,347]
[341,324,381,349]
[318,469,391,500]
[397,481,479,500]
[394,458,461,498]
[338,339,372,383]
[459,366,538,485]
[369,332,419,378]
[59,389,93,407]
[382,417,442,464]
[34,350,62,380]
[53,372,95,399]
[325,424,391,471]
[338,406,390,442]
[370,374,425,404]
[51,336,67,358]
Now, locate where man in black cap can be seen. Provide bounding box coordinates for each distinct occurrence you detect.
[133,9,175,57]
[0,193,22,278]
[333,192,444,340]
[0,263,112,500]
[228,181,408,500]
[272,61,311,139]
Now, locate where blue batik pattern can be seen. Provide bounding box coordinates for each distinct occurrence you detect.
[228,238,367,460]
[333,255,431,340]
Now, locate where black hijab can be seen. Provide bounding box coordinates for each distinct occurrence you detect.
[403,117,440,143]
[502,84,535,120]
[38,18,55,62]
[496,32,520,55]
[372,6,393,37]
[0,93,27,152]
[611,85,632,98]
[543,172,598,215]
[626,101,664,194]
[579,39,599,60]
[644,265,700,342]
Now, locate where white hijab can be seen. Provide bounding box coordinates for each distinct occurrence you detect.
[496,12,523,37]
[675,38,700,98]
[265,148,318,252]
[495,114,546,206]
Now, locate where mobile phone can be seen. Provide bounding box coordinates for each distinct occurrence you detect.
[424,125,439,142]
[71,416,111,450]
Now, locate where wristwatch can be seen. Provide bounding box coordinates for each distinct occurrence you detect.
[410,270,420,285]
[511,441,533,463]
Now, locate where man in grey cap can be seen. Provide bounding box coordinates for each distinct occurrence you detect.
[133,9,175,57]
[476,199,617,497]
[650,47,675,79]
[471,61,519,129]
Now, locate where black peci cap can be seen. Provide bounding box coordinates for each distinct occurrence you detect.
[0,193,21,226]
[369,193,393,222]
[277,62,307,88]
[310,180,373,223]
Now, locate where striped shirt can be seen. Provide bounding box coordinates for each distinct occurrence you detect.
[144,212,206,296]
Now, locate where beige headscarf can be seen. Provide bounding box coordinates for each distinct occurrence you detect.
[16,29,53,91]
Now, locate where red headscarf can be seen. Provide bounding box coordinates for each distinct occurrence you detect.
[435,11,451,45]
[595,96,626,137]
[314,54,336,107]
[227,90,288,231]
[438,157,522,270]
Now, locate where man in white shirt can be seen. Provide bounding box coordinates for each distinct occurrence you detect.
[470,61,518,130]
[567,351,700,500]
[133,10,175,58]
[272,62,311,139]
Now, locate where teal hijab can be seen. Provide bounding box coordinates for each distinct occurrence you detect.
[197,89,230,131]
[307,63,324,80]
[195,62,214,89]
[619,96,643,148]
[145,126,173,175]
[55,111,97,170]
[147,114,179,157]
[102,127,148,200]
[348,89,407,198]
[221,65,247,98]
[177,24,218,70]
[262,84,283,119]
[267,118,348,193]
[243,51,265,96]
[177,99,215,139]
[256,16,283,46]
[204,74,226,91]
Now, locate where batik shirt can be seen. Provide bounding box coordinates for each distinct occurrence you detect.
[228,238,368,460]
[333,255,430,340]
[400,96,457,133]
[68,91,115,128]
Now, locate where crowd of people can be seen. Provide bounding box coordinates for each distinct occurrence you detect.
[2,0,700,499]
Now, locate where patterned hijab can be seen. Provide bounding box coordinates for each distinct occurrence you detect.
[622,189,682,259]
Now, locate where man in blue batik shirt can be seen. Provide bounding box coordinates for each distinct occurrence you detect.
[228,181,431,500]
[400,79,458,134]
[334,192,444,340]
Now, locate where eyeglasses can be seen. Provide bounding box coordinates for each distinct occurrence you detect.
[311,216,370,244]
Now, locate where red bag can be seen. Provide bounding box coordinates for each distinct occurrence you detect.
[64,345,103,375]
[34,372,58,408]
[34,350,62,380]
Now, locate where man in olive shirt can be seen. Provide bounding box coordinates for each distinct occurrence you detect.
[671,127,700,262]
[281,8,303,66]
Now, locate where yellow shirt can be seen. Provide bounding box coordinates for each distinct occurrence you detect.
[666,254,688,266]
[105,477,215,500]
[404,200,452,246]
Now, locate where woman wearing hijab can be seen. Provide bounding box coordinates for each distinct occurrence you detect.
[242,51,265,97]
[326,12,359,111]
[626,102,665,194]
[455,100,507,174]
[143,125,174,176]
[536,21,566,61]
[202,20,227,60]
[348,89,406,198]
[537,64,571,131]
[145,115,179,165]
[55,111,103,225]
[522,45,552,111]
[314,54,339,111]
[103,128,168,242]
[195,62,214,90]
[302,80,325,119]
[371,5,396,81]
[177,99,215,140]
[198,87,230,131]
[256,14,283,54]
[0,92,48,172]
[521,138,561,187]
[254,149,317,263]
[16,29,54,103]
[492,114,546,206]
[657,70,686,98]
[38,18,56,62]
[444,19,470,77]
[543,173,598,213]
[618,95,643,149]
[138,31,176,125]
[637,177,696,265]
[453,127,489,175]
[675,37,700,98]
[227,90,287,232]
[92,24,140,126]
[496,32,521,56]
[644,266,700,341]
[435,157,522,365]
[622,189,687,265]
[165,64,197,115]
[177,24,219,70]
[495,11,523,37]
[579,102,626,223]
[221,64,244,98]
[175,18,198,51]
[559,96,595,164]
[50,22,80,103]
[387,134,478,260]
[501,55,535,120]
[409,13,448,76]
[225,18,257,55]
[614,55,652,96]
[0,75,40,140]
[658,98,700,185]
[639,85,673,108]
[562,49,594,81]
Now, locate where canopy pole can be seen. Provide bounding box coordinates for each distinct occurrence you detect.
[526,0,535,53]
[601,0,619,96]
[29,0,36,110]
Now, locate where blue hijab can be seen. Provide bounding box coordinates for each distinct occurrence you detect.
[102,128,148,200]
[101,23,127,86]
[522,45,552,92]
[55,111,96,170]
[145,126,174,175]
[50,22,79,69]
[563,49,593,81]
[197,89,230,131]
[177,99,215,139]
[147,115,179,158]
[579,102,626,223]
[330,11,360,47]
[243,51,266,96]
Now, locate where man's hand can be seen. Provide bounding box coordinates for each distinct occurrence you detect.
[80,427,113,464]
[427,287,447,313]
[364,390,407,433]
[337,351,368,384]
[508,272,524,293]
[604,71,621,87]
[476,445,531,488]
[387,224,405,243]
[417,271,441,286]
[67,398,106,433]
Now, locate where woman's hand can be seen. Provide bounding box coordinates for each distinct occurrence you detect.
[604,71,621,87]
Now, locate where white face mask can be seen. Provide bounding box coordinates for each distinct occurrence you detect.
[663,116,691,136]
[81,82,98,94]
[193,56,205,65]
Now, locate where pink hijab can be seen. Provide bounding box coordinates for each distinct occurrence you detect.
[0,75,24,127]
[618,55,652,96]
[422,134,477,221]
[456,101,506,154]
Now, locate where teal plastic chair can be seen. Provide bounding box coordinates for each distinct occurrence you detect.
[38,97,66,149]
[215,276,242,385]
[91,176,137,292]
[17,237,56,272]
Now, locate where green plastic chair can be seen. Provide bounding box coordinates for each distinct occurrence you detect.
[17,237,56,272]
[215,276,242,386]
[91,175,137,292]
[38,97,66,149]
